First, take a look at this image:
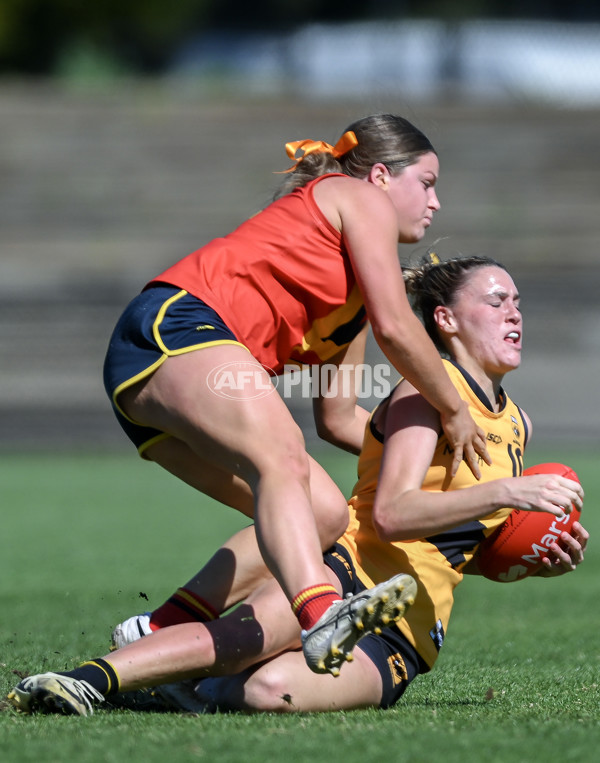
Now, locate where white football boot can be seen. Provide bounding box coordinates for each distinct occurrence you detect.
[301,573,417,676]
[8,673,104,716]
[111,612,152,649]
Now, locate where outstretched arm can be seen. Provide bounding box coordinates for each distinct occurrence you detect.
[331,177,489,478]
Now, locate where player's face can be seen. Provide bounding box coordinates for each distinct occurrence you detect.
[386,152,440,243]
[451,266,522,378]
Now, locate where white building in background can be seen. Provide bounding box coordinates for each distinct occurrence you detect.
[459,21,600,106]
[169,19,600,107]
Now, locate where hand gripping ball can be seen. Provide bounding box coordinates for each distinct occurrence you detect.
[477,463,582,582]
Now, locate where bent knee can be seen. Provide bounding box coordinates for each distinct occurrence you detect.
[241,664,300,713]
[312,486,350,548]
[318,499,350,549]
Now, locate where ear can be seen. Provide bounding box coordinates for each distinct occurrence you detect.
[433,305,457,336]
[366,162,391,189]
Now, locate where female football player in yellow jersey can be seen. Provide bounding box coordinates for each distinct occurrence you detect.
[8,255,587,716]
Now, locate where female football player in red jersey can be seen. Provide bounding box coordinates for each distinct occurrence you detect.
[99,114,491,667]
[9,255,586,716]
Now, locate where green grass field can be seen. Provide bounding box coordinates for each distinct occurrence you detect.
[1,447,598,763]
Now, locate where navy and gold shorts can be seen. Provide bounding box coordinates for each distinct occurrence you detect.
[323,543,427,709]
[103,284,246,455]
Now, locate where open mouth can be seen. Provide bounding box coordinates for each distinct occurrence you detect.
[505,331,521,344]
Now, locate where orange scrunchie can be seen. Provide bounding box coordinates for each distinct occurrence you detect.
[279,130,358,173]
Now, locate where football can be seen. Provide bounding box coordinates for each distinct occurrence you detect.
[477,462,582,583]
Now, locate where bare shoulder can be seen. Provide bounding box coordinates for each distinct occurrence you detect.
[386,377,441,432]
[391,376,419,400]
[520,407,533,438]
[312,175,390,230]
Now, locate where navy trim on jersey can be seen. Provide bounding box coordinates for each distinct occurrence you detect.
[447,359,507,412]
[516,405,530,447]
[425,520,488,568]
[368,360,511,446]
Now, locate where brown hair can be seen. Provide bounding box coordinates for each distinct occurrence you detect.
[404,254,508,352]
[274,113,436,199]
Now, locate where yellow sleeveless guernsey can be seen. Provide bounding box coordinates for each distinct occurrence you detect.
[340,360,529,669]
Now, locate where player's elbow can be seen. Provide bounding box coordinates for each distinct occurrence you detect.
[313,407,362,456]
[372,495,417,542]
[370,317,397,348]
[314,415,340,445]
[372,505,401,542]
[370,313,412,355]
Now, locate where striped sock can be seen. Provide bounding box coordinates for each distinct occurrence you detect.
[149,588,219,630]
[59,658,120,697]
[291,584,341,631]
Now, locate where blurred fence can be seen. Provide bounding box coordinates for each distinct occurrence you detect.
[170,20,600,107]
[1,66,599,450]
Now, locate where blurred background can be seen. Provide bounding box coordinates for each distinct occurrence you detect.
[1,0,599,452]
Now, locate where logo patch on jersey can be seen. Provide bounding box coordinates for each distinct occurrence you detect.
[486,432,502,444]
[429,619,445,652]
[511,415,521,439]
[387,652,408,686]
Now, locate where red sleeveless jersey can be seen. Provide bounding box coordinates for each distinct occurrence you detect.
[147,174,366,374]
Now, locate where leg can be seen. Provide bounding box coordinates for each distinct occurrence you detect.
[108,571,416,686]
[111,407,351,648]
[8,576,301,717]
[144,435,350,541]
[200,647,383,713]
[108,578,301,690]
[8,566,417,714]
[144,436,350,612]
[118,345,337,605]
